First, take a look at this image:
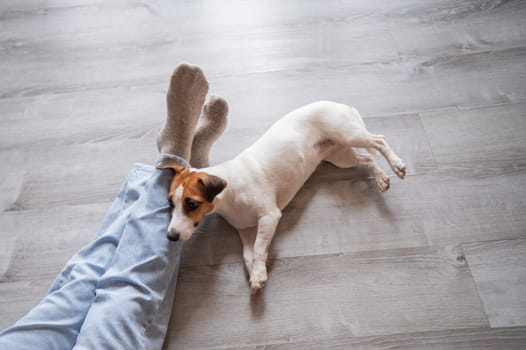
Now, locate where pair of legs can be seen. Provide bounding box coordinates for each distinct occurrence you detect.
[158,63,228,168]
[0,63,228,349]
[238,116,406,294]
[325,132,406,191]
[0,162,184,350]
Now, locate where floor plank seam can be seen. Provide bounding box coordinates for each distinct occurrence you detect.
[181,243,464,270]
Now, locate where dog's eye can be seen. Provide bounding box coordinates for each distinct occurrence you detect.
[168,199,175,209]
[185,198,200,211]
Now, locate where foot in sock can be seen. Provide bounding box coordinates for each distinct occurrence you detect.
[157,63,209,160]
[190,96,229,168]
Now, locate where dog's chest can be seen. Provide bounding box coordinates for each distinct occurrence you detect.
[216,195,260,229]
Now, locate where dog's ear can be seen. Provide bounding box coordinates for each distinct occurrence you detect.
[198,174,227,202]
[156,157,187,173]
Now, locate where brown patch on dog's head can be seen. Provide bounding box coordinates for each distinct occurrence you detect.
[177,171,227,223]
[160,163,227,241]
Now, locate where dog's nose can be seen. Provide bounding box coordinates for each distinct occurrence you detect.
[167,231,180,241]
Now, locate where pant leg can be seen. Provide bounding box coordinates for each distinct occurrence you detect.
[73,160,184,350]
[0,164,153,350]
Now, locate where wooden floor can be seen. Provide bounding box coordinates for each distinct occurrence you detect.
[1,0,526,348]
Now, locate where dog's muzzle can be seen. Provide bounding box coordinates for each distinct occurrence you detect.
[167,231,180,241]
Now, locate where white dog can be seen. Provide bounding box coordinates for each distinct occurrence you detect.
[158,101,406,294]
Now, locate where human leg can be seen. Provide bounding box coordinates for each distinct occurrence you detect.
[190,95,228,168]
[157,63,209,159]
[0,164,152,349]
[72,156,186,349]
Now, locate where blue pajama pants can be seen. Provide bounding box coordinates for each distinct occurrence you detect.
[0,155,186,349]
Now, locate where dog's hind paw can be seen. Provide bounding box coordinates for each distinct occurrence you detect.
[376,173,390,192]
[392,159,406,179]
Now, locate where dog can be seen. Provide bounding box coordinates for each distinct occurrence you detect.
[158,101,406,294]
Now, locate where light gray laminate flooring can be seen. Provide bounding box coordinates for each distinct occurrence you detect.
[1,1,526,349]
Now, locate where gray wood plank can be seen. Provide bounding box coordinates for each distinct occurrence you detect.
[463,239,526,328]
[165,246,488,349]
[0,234,16,283]
[2,45,526,123]
[418,172,526,247]
[0,203,107,282]
[0,171,25,211]
[421,102,526,178]
[0,140,158,210]
[222,46,526,119]
[227,327,526,350]
[0,87,165,152]
[388,1,526,56]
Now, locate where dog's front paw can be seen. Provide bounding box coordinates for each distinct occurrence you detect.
[249,263,268,295]
[250,280,265,295]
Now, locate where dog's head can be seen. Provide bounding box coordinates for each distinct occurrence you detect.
[158,158,227,241]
